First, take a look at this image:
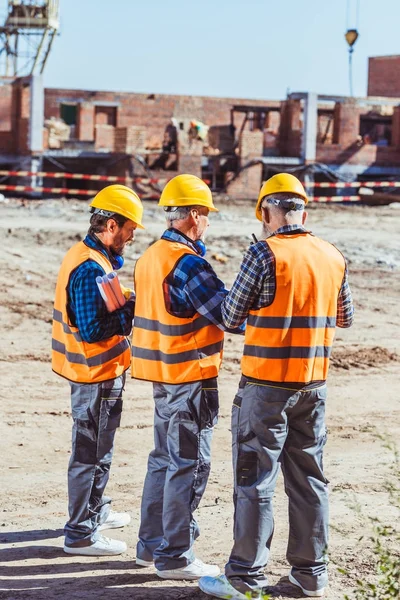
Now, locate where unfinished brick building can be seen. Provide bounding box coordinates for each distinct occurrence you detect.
[1,54,400,200]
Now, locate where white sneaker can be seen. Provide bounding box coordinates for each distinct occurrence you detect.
[98,510,131,531]
[64,535,127,556]
[136,557,153,567]
[157,557,220,580]
[199,574,258,599]
[289,573,326,597]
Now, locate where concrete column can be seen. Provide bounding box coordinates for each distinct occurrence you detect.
[29,75,44,153]
[302,92,317,163]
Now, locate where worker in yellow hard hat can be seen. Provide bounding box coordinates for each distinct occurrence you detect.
[52,184,145,557]
[198,173,354,600]
[132,174,243,580]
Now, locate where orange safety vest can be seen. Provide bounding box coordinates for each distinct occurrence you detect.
[52,241,131,383]
[242,232,345,385]
[131,239,224,384]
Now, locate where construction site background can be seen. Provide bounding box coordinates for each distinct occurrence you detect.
[1,54,400,200]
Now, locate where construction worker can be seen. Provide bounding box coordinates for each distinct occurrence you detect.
[52,185,145,556]
[198,173,354,599]
[132,174,242,580]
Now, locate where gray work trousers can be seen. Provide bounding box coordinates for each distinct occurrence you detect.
[226,377,329,596]
[64,373,125,547]
[136,378,218,571]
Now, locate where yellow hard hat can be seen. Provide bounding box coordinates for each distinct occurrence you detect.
[159,174,218,212]
[90,185,145,229]
[255,173,308,221]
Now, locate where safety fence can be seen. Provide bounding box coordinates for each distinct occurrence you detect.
[0,170,167,198]
[0,184,161,197]
[305,180,400,202]
[0,170,168,185]
[0,169,397,201]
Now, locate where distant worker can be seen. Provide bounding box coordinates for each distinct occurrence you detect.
[132,174,242,580]
[52,185,145,556]
[199,173,354,599]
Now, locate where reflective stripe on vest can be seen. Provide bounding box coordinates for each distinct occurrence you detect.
[52,241,131,383]
[241,233,345,385]
[131,239,224,384]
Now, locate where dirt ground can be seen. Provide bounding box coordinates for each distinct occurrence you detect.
[0,197,399,600]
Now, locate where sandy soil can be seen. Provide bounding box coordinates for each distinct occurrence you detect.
[0,198,399,600]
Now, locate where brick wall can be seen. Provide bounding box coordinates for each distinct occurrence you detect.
[317,144,400,166]
[335,101,360,146]
[77,102,95,141]
[0,84,13,132]
[44,88,280,150]
[368,56,400,97]
[226,130,264,199]
[94,124,114,152]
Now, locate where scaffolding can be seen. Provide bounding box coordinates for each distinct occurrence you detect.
[0,0,59,77]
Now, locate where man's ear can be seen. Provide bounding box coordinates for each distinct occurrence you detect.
[262,206,270,224]
[189,208,199,225]
[106,218,119,233]
[302,211,308,225]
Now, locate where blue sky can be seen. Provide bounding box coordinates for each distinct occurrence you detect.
[10,0,400,99]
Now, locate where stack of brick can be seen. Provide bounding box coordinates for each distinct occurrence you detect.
[114,126,147,154]
[95,125,115,152]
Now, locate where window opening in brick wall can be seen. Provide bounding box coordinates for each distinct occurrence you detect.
[95,106,117,127]
[359,113,392,146]
[317,109,335,144]
[60,103,77,126]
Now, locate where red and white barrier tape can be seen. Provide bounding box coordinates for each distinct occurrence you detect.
[0,170,210,185]
[310,196,360,202]
[0,184,159,198]
[0,170,168,185]
[307,181,400,188]
[0,183,361,202]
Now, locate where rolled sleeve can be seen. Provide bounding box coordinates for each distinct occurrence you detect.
[336,264,354,328]
[184,258,237,331]
[222,245,269,329]
[68,262,134,342]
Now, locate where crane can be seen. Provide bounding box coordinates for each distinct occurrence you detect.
[0,0,59,77]
[344,0,360,97]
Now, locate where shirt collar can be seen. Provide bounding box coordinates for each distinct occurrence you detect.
[84,233,115,264]
[273,224,309,236]
[161,228,199,253]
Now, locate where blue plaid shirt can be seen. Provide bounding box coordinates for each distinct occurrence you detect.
[162,228,243,333]
[67,234,134,343]
[222,224,354,329]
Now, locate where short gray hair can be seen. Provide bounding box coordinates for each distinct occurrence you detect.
[164,205,200,222]
[261,192,305,214]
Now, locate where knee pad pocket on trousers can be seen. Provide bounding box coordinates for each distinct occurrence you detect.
[179,423,199,460]
[237,449,258,487]
[74,421,97,464]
